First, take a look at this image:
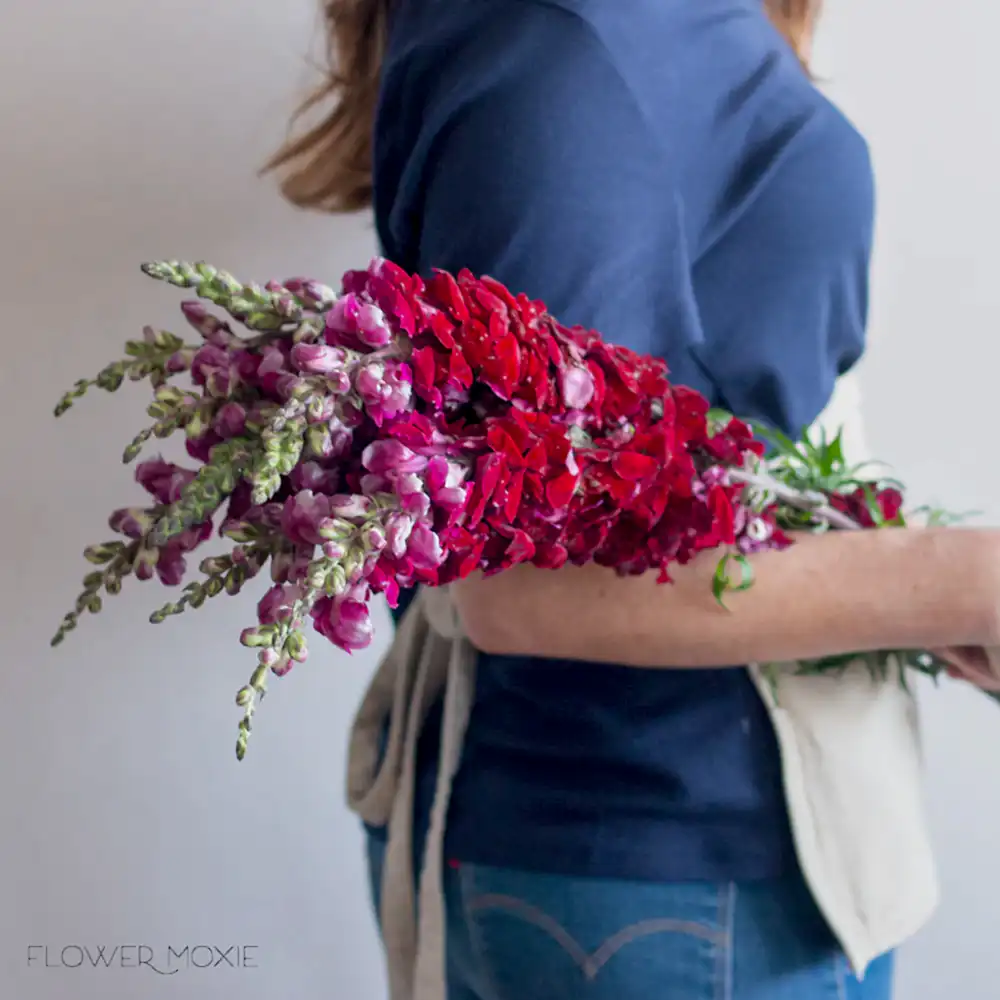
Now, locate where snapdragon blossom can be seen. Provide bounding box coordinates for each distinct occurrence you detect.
[52,258,956,759]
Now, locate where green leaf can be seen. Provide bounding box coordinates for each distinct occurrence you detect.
[876,476,906,491]
[821,430,844,475]
[711,555,730,608]
[797,652,857,676]
[706,408,733,436]
[729,554,754,592]
[817,425,828,454]
[797,426,823,463]
[711,552,755,608]
[745,418,800,458]
[912,505,981,527]
[860,483,885,527]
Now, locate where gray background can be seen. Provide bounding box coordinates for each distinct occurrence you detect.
[2,1,998,997]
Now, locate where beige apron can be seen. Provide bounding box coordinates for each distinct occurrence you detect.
[345,377,942,997]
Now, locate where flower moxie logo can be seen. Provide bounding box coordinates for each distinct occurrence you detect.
[27,944,259,975]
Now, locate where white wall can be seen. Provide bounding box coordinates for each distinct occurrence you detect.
[0,3,388,998]
[814,8,1000,995]
[1,2,998,998]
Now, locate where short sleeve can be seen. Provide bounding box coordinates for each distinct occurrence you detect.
[402,3,715,397]
[691,106,876,435]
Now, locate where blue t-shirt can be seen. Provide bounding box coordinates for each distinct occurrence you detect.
[369,0,875,880]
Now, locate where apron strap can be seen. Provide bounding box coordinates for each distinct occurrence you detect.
[345,588,474,1000]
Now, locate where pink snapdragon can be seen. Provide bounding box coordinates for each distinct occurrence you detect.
[311,592,374,652]
[289,461,340,496]
[385,513,414,559]
[407,523,445,570]
[190,344,233,397]
[280,491,332,547]
[255,345,289,397]
[212,402,247,439]
[283,277,337,311]
[425,456,468,518]
[151,521,213,586]
[186,429,221,463]
[136,458,196,505]
[109,506,153,539]
[325,293,394,350]
[257,582,305,625]
[328,494,374,520]
[560,365,596,410]
[289,342,348,376]
[181,301,234,346]
[356,360,413,425]
[362,439,428,476]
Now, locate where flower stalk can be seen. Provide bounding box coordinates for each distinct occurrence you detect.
[51,258,990,761]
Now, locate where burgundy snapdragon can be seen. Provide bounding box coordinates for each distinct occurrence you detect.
[212,402,247,439]
[280,491,333,547]
[830,485,904,528]
[59,255,914,762]
[136,458,196,505]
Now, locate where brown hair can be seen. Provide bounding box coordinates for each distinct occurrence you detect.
[265,0,819,215]
[766,0,821,65]
[262,0,392,214]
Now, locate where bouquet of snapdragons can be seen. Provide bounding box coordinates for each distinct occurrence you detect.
[52,258,981,758]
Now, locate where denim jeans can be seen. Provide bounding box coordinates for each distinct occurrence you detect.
[366,835,894,1000]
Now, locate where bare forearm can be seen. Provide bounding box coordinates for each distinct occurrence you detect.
[450,528,1000,667]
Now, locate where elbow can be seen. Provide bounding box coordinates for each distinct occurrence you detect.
[449,591,518,656]
[464,621,521,657]
[449,574,540,657]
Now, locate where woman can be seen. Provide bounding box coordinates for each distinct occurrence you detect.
[267,1,1000,997]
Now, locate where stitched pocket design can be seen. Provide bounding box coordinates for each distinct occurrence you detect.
[456,867,728,1000]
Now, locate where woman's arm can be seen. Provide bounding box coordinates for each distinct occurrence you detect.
[398,13,992,672]
[451,528,1000,667]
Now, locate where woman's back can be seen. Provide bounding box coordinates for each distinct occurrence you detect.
[372,0,875,883]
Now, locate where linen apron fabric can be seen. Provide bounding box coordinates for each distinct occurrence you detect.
[344,376,945,998]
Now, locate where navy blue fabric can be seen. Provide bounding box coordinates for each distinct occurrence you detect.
[369,0,875,880]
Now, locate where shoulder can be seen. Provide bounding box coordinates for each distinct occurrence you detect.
[534,0,874,252]
[700,92,875,267]
[376,0,674,217]
[377,0,873,263]
[382,0,861,184]
[381,0,633,113]
[378,0,783,175]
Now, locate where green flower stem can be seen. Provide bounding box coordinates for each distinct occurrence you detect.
[255,316,326,349]
[50,540,138,646]
[141,261,307,332]
[149,545,270,624]
[54,330,192,417]
[235,586,322,761]
[795,647,955,689]
[151,437,254,545]
[729,466,861,532]
[233,504,395,760]
[123,402,202,464]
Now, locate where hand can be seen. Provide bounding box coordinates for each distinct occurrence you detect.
[932,646,1000,693]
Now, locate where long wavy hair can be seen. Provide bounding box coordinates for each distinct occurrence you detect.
[263,0,820,214]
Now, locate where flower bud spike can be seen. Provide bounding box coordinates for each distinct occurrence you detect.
[56,259,967,758]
